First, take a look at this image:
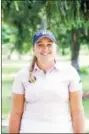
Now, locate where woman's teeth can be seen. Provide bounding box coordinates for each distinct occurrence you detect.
[41,53,51,56]
[42,54,48,56]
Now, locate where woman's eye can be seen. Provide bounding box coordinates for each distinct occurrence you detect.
[48,44,52,47]
[38,44,43,47]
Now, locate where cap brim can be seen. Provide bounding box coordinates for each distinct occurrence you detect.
[34,35,55,44]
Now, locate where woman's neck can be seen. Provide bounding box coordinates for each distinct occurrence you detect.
[36,60,55,72]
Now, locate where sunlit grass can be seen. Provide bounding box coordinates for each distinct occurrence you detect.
[80,66,89,92]
[2,67,21,74]
[2,97,11,115]
[83,99,89,118]
[2,81,12,97]
[2,73,89,117]
[2,54,89,134]
[2,127,8,134]
[81,75,89,92]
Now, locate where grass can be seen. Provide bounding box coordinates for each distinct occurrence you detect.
[2,67,89,117]
[80,66,89,92]
[1,71,89,133]
[2,97,11,116]
[2,81,12,97]
[2,51,89,133]
[2,81,12,116]
[1,98,89,134]
[2,99,89,134]
[81,75,89,92]
[83,99,89,118]
[80,66,89,75]
[2,67,21,74]
[2,63,89,104]
[2,127,8,134]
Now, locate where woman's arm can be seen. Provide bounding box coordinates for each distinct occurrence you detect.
[69,91,85,133]
[8,93,25,133]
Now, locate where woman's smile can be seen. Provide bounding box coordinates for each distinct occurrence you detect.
[40,52,51,56]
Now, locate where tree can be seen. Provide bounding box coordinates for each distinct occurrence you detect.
[2,0,46,58]
[57,0,89,72]
[2,0,89,66]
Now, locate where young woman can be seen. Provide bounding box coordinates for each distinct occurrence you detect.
[8,29,85,133]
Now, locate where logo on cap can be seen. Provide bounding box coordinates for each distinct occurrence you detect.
[42,30,47,35]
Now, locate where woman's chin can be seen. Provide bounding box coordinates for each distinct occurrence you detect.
[40,57,54,63]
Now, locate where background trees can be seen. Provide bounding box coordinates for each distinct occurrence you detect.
[2,0,89,71]
[2,1,89,133]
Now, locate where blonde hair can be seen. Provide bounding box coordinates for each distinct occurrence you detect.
[29,56,37,83]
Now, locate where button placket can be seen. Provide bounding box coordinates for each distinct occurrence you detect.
[42,72,48,91]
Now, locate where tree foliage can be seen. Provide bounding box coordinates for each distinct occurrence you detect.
[2,0,89,70]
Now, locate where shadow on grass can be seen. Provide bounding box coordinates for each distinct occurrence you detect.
[2,126,8,134]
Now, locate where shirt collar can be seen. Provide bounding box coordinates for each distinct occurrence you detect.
[33,61,60,72]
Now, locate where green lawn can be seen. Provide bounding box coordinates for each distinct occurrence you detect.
[2,54,89,133]
[2,67,21,74]
[1,44,89,134]
[83,99,89,118]
[82,75,89,91]
[80,66,89,92]
[2,127,8,134]
[2,68,89,117]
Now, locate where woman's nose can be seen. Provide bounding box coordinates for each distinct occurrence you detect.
[42,46,49,52]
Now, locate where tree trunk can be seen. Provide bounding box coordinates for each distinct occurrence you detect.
[7,47,14,60]
[18,52,22,60]
[45,1,52,29]
[62,47,65,55]
[71,29,80,73]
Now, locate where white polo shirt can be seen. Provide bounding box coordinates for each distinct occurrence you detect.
[12,62,82,133]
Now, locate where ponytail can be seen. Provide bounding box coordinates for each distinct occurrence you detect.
[29,56,37,83]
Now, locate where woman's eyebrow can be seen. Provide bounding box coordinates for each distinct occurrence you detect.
[48,41,53,43]
[37,41,42,44]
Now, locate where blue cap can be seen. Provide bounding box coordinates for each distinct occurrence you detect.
[33,29,56,45]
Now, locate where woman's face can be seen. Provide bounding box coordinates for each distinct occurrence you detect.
[33,37,57,63]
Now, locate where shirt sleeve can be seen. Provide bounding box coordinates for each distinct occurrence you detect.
[68,66,83,93]
[12,72,25,94]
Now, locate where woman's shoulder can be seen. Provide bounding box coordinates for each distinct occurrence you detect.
[56,62,76,72]
[15,64,30,78]
[56,62,79,78]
